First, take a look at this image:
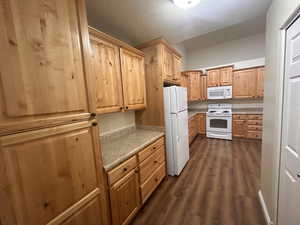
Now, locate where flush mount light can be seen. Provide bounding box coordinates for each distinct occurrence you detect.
[172,0,201,9]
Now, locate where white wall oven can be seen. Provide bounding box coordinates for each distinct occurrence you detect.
[206,104,232,140]
[207,86,232,100]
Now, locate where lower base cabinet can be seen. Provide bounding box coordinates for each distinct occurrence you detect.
[110,170,140,225]
[106,137,166,225]
[188,113,206,144]
[233,114,263,139]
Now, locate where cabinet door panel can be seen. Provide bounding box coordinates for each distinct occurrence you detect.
[162,47,174,81]
[90,35,123,114]
[256,67,265,98]
[200,76,207,101]
[233,120,247,138]
[188,72,201,101]
[0,121,102,225]
[207,70,220,87]
[0,0,91,135]
[173,54,182,82]
[110,170,140,225]
[233,69,257,99]
[120,48,146,110]
[220,67,233,86]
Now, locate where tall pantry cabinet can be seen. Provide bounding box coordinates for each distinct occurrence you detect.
[0,1,107,225]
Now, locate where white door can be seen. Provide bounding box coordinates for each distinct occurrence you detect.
[278,16,300,225]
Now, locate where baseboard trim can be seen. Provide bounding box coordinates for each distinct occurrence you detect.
[258,190,274,225]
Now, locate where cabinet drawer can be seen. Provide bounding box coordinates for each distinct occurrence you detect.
[248,131,262,139]
[138,137,165,162]
[248,120,263,126]
[248,125,262,131]
[139,146,165,184]
[233,115,248,120]
[140,163,166,203]
[108,156,137,186]
[248,115,263,120]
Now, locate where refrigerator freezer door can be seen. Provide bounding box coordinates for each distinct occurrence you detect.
[168,87,188,114]
[171,110,189,175]
[176,87,188,112]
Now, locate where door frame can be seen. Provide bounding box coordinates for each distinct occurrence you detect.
[277,5,300,225]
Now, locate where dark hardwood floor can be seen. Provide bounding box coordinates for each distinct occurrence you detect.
[131,137,266,225]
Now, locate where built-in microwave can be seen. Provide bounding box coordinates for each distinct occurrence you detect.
[207,86,232,100]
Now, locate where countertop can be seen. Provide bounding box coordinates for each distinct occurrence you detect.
[101,127,164,171]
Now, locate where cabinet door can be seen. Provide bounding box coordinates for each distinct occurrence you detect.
[120,48,146,110]
[219,67,233,86]
[198,114,206,135]
[110,170,140,225]
[233,69,257,99]
[256,67,265,98]
[189,72,201,101]
[62,197,104,225]
[207,69,220,87]
[173,54,182,82]
[0,0,92,135]
[232,119,247,138]
[200,76,207,101]
[0,121,104,225]
[90,34,124,114]
[162,47,174,81]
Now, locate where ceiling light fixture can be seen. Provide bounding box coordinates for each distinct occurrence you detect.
[172,0,201,9]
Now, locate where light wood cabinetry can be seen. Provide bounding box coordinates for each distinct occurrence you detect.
[188,113,206,144]
[233,114,263,139]
[110,170,140,225]
[207,66,233,87]
[0,0,95,136]
[89,28,146,114]
[233,66,264,99]
[0,121,107,225]
[120,48,146,110]
[200,75,207,101]
[136,39,182,127]
[189,72,201,101]
[198,114,206,135]
[183,71,205,102]
[106,137,166,225]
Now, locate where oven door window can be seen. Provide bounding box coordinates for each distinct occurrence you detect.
[209,119,228,129]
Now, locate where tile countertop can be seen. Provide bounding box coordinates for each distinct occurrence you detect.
[101,127,164,171]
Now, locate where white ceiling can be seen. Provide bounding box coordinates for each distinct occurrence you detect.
[86,0,272,45]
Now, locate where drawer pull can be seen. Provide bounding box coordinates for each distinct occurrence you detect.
[134,169,139,173]
[153,147,157,150]
[123,168,128,172]
[155,178,159,182]
[154,160,158,164]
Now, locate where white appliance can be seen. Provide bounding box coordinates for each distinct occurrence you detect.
[207,86,232,100]
[206,104,232,140]
[164,86,189,176]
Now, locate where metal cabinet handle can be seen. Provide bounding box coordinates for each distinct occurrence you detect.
[297,173,300,178]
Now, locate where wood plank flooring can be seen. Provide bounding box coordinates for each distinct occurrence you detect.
[130,137,266,225]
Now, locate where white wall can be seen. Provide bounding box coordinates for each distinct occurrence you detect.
[261,1,300,224]
[186,33,266,69]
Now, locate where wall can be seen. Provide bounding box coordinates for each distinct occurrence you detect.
[261,1,300,224]
[186,33,266,70]
[97,111,135,136]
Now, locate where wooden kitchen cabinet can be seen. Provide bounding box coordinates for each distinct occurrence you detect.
[0,121,107,225]
[173,54,182,82]
[189,72,201,101]
[256,67,265,98]
[120,48,146,110]
[233,119,248,138]
[110,170,140,225]
[207,66,233,87]
[198,113,206,135]
[162,46,174,81]
[233,114,263,139]
[89,28,146,114]
[233,66,265,99]
[200,75,207,101]
[0,0,95,136]
[90,34,124,114]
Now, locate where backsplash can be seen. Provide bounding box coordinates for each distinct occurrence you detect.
[97,111,136,136]
[188,99,264,111]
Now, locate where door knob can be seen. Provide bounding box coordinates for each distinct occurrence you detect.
[297,173,300,178]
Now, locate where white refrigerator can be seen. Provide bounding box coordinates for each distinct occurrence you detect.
[163,86,189,176]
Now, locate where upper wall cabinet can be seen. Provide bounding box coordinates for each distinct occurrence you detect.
[120,48,146,110]
[207,66,233,87]
[137,38,182,84]
[233,66,264,99]
[89,28,146,114]
[182,71,205,102]
[0,0,93,135]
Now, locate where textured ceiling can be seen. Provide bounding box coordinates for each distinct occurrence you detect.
[86,0,272,45]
